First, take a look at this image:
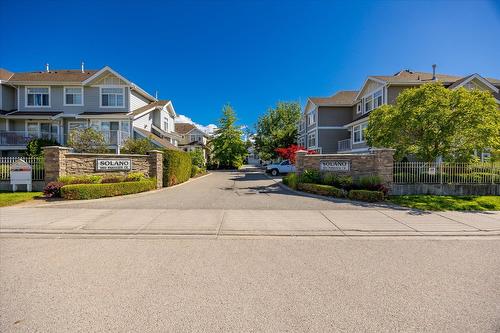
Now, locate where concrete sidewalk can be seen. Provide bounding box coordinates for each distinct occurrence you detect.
[1,207,499,237]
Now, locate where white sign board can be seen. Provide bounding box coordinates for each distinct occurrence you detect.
[96,159,132,171]
[320,160,350,172]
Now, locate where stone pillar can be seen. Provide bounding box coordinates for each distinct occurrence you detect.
[43,146,71,184]
[147,150,163,189]
[371,148,396,186]
[295,150,307,175]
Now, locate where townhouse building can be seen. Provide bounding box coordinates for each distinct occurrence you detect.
[299,68,500,154]
[0,65,180,156]
[175,122,211,161]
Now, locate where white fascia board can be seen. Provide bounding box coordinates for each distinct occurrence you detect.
[452,74,499,93]
[354,77,387,100]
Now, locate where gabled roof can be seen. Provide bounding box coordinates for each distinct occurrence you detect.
[309,90,358,107]
[134,127,181,151]
[448,73,499,93]
[0,68,14,81]
[131,100,173,117]
[371,70,462,84]
[8,69,99,83]
[175,123,197,135]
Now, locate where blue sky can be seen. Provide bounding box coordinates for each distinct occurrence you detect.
[1,0,499,130]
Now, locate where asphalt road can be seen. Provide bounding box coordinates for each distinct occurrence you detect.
[41,169,375,210]
[1,237,499,332]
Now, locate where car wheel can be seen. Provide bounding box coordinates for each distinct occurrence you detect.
[271,169,279,176]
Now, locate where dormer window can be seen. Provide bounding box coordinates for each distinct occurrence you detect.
[26,87,50,107]
[364,95,373,113]
[373,90,383,109]
[64,87,83,106]
[100,87,124,107]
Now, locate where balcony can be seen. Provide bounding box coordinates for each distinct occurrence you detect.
[337,138,351,152]
[0,131,58,146]
[0,130,130,147]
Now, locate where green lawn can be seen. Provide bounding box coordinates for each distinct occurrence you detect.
[388,195,500,211]
[0,192,43,207]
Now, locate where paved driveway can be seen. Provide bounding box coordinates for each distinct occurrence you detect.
[1,168,499,237]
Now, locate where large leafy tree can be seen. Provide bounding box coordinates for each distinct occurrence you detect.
[366,83,500,162]
[67,128,108,153]
[254,101,301,161]
[211,104,248,169]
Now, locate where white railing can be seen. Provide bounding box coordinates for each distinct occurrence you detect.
[338,139,351,152]
[393,162,500,184]
[0,131,59,146]
[0,157,45,181]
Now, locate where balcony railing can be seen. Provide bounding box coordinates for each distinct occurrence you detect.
[1,130,130,147]
[0,131,59,146]
[337,138,351,152]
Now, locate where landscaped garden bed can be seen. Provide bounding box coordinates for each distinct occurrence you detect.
[43,172,157,200]
[283,170,387,202]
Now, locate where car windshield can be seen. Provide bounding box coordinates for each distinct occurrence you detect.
[280,160,290,165]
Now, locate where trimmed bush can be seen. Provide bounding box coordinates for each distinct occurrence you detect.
[58,175,102,185]
[101,175,126,184]
[348,189,385,202]
[282,173,298,190]
[163,149,192,186]
[43,181,65,198]
[191,165,200,177]
[298,169,322,184]
[297,183,346,198]
[124,172,146,182]
[60,179,156,200]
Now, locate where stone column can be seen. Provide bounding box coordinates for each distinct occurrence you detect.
[295,150,307,175]
[147,150,164,189]
[371,148,396,186]
[43,146,71,184]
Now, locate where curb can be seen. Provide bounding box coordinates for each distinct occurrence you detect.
[25,172,213,207]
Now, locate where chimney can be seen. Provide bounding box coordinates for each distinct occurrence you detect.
[432,64,436,80]
[81,61,85,73]
[45,63,50,72]
[155,90,158,99]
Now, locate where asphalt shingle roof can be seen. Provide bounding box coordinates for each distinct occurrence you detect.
[309,90,358,106]
[8,69,99,82]
[174,123,197,134]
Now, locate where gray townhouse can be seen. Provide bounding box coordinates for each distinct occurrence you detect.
[299,67,500,154]
[175,122,211,162]
[0,65,180,156]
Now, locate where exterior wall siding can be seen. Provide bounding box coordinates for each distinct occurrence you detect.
[130,90,150,111]
[318,106,353,126]
[17,85,130,113]
[1,85,17,111]
[318,128,350,154]
[133,112,153,131]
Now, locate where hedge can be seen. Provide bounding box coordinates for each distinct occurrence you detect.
[60,179,156,200]
[163,149,192,186]
[297,183,346,198]
[348,189,385,202]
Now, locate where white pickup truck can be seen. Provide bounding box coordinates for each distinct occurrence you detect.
[265,160,296,176]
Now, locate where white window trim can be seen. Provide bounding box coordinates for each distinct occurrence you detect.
[25,86,51,108]
[356,103,362,114]
[68,121,87,132]
[99,86,125,108]
[360,87,385,114]
[25,120,59,137]
[352,122,368,144]
[64,86,84,106]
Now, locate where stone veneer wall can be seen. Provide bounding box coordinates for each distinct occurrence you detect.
[295,149,395,186]
[43,146,163,189]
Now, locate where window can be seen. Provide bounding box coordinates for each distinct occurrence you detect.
[308,111,316,125]
[100,87,124,107]
[64,87,83,106]
[190,134,202,142]
[373,90,383,109]
[353,123,368,143]
[364,95,373,113]
[308,132,316,147]
[26,87,50,107]
[164,121,168,132]
[357,103,362,114]
[280,160,290,165]
[68,121,86,132]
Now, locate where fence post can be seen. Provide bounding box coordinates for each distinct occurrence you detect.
[492,162,495,185]
[439,163,443,185]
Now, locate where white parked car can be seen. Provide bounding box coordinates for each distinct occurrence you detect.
[265,160,296,176]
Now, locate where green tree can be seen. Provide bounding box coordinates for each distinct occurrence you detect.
[67,128,108,153]
[254,101,301,161]
[366,83,500,162]
[211,104,247,169]
[24,137,59,157]
[189,148,205,168]
[121,137,154,155]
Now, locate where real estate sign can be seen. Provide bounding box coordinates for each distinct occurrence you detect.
[320,160,350,172]
[96,159,132,171]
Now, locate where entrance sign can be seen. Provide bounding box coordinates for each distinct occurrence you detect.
[320,160,350,172]
[96,159,132,171]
